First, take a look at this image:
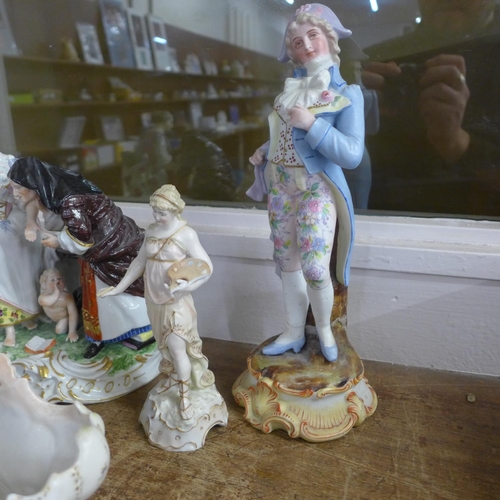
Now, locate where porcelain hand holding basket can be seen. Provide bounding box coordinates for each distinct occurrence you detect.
[0,353,110,500]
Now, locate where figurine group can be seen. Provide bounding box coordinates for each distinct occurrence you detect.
[5,156,154,358]
[0,153,227,449]
[0,3,376,450]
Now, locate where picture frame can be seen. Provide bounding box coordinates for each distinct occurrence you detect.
[184,53,202,75]
[58,116,86,149]
[189,102,203,129]
[100,115,125,142]
[126,8,153,70]
[167,47,181,73]
[146,14,172,72]
[0,0,20,56]
[76,23,104,65]
[99,0,135,68]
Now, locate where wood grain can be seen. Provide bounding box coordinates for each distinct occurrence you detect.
[91,338,500,500]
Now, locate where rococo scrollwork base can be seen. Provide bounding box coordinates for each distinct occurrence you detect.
[2,323,161,403]
[140,378,229,452]
[233,326,377,442]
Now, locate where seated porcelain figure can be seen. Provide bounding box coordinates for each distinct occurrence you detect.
[7,156,153,358]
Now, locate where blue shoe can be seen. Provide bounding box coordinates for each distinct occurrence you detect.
[319,341,338,362]
[262,336,306,356]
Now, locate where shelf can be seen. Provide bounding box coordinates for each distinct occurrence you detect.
[0,0,281,201]
[3,55,282,85]
[15,123,267,155]
[9,94,276,110]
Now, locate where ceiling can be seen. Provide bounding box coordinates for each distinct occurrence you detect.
[263,0,421,26]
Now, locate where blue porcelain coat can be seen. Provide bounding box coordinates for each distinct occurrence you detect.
[248,65,365,286]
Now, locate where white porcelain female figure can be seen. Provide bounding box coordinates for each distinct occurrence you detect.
[247,3,364,361]
[99,185,215,420]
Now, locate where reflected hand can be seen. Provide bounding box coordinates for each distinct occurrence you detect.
[418,54,470,162]
[361,61,402,115]
[361,61,401,91]
[288,104,315,131]
[41,232,60,249]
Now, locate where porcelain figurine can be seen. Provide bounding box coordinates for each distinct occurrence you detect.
[0,153,43,348]
[0,353,109,499]
[8,156,153,359]
[99,184,228,451]
[233,3,377,442]
[2,156,160,403]
[39,268,79,342]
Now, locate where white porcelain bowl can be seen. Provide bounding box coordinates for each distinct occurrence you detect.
[0,354,110,500]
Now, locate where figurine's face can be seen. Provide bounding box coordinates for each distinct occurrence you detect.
[288,23,330,65]
[10,181,38,208]
[153,207,176,225]
[418,0,495,34]
[42,270,63,291]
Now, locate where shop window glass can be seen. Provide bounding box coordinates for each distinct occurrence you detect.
[1,0,499,219]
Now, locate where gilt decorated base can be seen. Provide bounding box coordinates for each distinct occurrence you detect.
[233,323,377,442]
[1,322,161,403]
[140,378,229,452]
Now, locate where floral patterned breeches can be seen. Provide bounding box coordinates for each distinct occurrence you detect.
[267,163,337,290]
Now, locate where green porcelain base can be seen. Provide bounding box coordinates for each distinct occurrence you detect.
[1,321,161,403]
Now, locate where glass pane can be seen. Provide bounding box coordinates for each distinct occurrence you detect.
[1,0,499,218]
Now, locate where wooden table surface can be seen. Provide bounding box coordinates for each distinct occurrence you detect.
[91,338,500,500]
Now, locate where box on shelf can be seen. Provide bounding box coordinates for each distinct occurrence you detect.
[96,144,115,167]
[81,144,99,172]
[37,88,63,103]
[81,142,116,170]
[115,140,138,163]
[9,93,34,104]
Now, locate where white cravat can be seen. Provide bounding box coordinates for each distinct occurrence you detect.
[274,55,341,120]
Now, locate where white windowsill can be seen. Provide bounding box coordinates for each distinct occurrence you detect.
[119,202,500,377]
[120,202,500,281]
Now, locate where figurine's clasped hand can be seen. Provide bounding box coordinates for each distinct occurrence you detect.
[288,104,316,131]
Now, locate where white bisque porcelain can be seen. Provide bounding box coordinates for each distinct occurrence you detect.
[0,353,110,500]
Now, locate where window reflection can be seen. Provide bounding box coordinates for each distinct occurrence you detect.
[1,0,499,218]
[359,0,500,217]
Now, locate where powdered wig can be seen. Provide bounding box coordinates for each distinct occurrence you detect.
[285,13,340,66]
[150,184,185,214]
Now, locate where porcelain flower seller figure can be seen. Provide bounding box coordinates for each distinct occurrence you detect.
[0,153,45,347]
[8,156,153,358]
[99,185,227,451]
[39,268,79,343]
[247,3,364,362]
